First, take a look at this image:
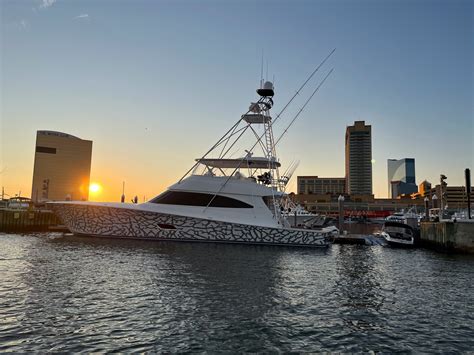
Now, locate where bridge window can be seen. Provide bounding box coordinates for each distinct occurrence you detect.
[150,191,253,208]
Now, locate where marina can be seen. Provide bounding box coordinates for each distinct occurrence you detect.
[1,0,472,352]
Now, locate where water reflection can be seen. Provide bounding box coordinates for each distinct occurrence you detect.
[0,233,473,352]
[20,235,297,351]
[334,245,385,331]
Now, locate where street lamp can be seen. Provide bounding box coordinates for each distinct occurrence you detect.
[432,194,439,221]
[338,195,345,234]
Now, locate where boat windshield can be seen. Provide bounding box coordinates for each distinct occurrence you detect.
[149,191,253,208]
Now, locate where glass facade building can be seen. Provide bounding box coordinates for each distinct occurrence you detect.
[387,158,417,198]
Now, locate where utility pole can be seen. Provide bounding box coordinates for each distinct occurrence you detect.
[440,174,447,219]
[338,195,345,234]
[424,197,429,221]
[466,168,471,219]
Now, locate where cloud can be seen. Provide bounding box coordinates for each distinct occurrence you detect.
[40,0,56,8]
[74,14,89,19]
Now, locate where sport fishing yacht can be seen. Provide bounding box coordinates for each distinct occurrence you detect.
[49,78,337,247]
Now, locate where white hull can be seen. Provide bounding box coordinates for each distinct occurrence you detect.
[381,232,414,247]
[50,203,335,247]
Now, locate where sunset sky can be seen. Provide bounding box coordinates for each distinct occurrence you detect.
[1,0,472,202]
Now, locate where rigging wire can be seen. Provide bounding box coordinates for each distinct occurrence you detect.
[179,48,335,183]
[202,50,336,213]
[269,48,336,130]
[274,68,334,147]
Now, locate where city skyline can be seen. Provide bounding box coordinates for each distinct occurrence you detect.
[1,0,472,202]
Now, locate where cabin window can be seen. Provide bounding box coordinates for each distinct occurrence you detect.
[150,191,253,208]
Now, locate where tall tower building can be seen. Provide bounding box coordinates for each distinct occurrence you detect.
[345,121,372,195]
[31,131,93,202]
[387,158,417,198]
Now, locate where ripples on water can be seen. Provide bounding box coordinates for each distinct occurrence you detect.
[0,233,473,352]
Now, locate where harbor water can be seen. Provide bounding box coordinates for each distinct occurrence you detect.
[1,233,473,352]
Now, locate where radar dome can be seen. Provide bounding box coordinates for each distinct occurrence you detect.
[257,81,275,97]
[263,81,274,90]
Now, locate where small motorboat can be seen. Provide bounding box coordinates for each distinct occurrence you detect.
[380,221,415,247]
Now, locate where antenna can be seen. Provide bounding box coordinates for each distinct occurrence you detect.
[266,59,268,82]
[274,68,334,147]
[260,49,264,88]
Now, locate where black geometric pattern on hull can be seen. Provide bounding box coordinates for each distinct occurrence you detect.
[50,204,331,247]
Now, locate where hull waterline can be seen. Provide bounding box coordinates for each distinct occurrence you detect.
[381,232,414,248]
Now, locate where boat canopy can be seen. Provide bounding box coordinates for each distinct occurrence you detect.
[196,157,281,169]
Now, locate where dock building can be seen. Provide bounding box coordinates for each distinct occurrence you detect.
[345,121,372,195]
[31,131,93,202]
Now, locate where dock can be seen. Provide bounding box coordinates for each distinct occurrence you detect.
[420,220,474,253]
[0,209,63,233]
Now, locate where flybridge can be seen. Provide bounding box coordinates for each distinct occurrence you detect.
[189,79,280,188]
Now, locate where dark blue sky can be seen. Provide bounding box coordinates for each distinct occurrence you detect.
[2,0,472,199]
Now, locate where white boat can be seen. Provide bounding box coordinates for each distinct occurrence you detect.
[49,80,337,247]
[380,221,415,247]
[282,204,317,227]
[385,210,419,229]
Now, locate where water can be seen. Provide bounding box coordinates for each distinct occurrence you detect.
[1,233,473,352]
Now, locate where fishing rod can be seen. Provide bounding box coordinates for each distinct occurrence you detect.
[270,48,336,129]
[181,48,336,184]
[203,51,336,211]
[214,48,337,167]
[202,48,337,181]
[274,68,334,147]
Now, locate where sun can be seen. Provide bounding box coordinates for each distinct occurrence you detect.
[89,183,102,194]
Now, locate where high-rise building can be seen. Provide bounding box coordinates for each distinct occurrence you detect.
[31,131,93,202]
[297,176,346,195]
[345,121,372,195]
[387,158,417,198]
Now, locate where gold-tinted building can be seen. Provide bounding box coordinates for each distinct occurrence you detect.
[31,131,93,202]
